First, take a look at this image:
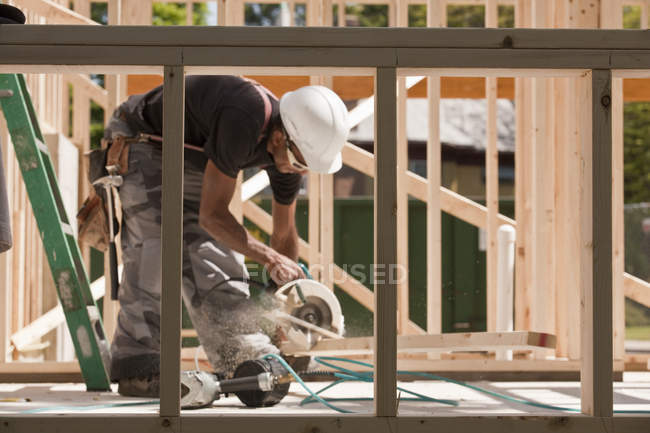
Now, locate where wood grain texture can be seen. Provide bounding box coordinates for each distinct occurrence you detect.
[374,67,397,417]
[160,65,184,417]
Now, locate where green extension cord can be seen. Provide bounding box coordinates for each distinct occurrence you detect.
[265,354,650,415]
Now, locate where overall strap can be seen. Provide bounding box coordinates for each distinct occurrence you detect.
[245,78,279,142]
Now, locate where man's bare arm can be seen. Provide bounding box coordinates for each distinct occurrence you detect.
[270,199,299,261]
[198,160,303,284]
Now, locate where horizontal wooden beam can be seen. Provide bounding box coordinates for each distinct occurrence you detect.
[0,361,80,374]
[4,415,649,433]
[3,26,650,50]
[281,331,556,356]
[3,28,650,70]
[624,272,650,308]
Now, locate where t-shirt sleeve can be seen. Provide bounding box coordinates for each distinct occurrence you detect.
[205,108,260,178]
[265,164,302,205]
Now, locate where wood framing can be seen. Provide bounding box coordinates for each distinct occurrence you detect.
[281,331,557,356]
[160,65,185,417]
[1,1,648,426]
[374,66,398,417]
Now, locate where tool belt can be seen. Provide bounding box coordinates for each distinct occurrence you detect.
[77,136,133,251]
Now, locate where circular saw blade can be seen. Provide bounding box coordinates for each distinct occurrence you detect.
[276,279,345,337]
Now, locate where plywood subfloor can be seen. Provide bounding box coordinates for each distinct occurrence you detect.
[1,373,649,416]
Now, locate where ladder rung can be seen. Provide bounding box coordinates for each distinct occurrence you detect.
[0,89,13,99]
[35,138,49,155]
[61,222,74,236]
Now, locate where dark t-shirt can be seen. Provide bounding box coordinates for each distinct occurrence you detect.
[120,75,301,205]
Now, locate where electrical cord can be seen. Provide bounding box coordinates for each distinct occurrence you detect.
[269,355,650,415]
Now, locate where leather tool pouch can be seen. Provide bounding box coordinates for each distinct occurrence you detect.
[77,189,110,252]
[77,137,129,251]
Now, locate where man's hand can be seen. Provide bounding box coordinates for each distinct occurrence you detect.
[266,252,305,286]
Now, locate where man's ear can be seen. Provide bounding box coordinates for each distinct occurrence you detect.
[268,128,285,150]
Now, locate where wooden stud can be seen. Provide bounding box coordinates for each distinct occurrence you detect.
[396,0,410,335]
[374,66,397,417]
[217,0,226,26]
[159,65,185,418]
[187,1,194,26]
[426,0,445,340]
[102,0,124,346]
[601,0,626,366]
[485,0,498,333]
[580,68,613,417]
[530,0,555,360]
[514,0,533,336]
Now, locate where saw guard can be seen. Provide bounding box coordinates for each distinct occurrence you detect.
[275,279,345,338]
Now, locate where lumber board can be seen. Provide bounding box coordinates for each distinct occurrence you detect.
[19,0,98,25]
[579,69,613,417]
[64,74,109,109]
[160,65,184,417]
[374,66,398,416]
[624,272,650,307]
[4,26,650,50]
[281,331,557,356]
[4,414,650,433]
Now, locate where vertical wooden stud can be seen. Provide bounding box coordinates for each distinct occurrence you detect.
[396,0,409,334]
[426,0,445,339]
[580,69,613,417]
[374,67,397,417]
[103,0,124,345]
[601,0,626,367]
[159,65,185,418]
[217,0,227,26]
[514,0,532,334]
[485,0,498,333]
[186,1,194,25]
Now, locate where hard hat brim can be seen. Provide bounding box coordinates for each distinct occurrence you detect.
[306,151,342,174]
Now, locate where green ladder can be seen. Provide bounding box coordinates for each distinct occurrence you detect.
[0,73,111,391]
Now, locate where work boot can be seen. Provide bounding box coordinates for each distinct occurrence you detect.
[117,374,160,398]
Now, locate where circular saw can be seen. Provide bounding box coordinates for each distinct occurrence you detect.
[269,279,345,350]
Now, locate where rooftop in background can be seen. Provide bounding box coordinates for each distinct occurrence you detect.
[348,98,516,152]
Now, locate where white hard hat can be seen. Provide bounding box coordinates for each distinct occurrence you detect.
[279,86,349,174]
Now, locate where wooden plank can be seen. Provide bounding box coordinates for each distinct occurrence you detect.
[485,0,498,335]
[425,0,444,343]
[20,0,98,25]
[65,74,109,109]
[4,26,650,50]
[601,0,626,365]
[580,69,613,417]
[396,1,409,335]
[5,414,650,433]
[343,144,516,229]
[374,67,397,417]
[160,65,184,418]
[281,331,557,356]
[10,269,107,351]
[624,272,650,307]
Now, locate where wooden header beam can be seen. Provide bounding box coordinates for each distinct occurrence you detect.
[4,26,650,50]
